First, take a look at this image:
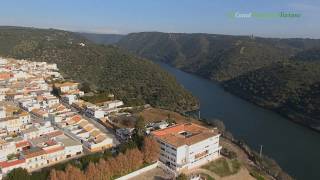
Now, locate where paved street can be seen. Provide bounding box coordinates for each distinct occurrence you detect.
[61,101,120,146]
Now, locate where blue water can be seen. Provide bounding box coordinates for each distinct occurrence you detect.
[157,61,320,180]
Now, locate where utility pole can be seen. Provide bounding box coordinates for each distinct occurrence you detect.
[198,103,201,119]
[259,145,263,158]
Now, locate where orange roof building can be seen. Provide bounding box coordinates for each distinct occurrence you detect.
[152,123,221,172]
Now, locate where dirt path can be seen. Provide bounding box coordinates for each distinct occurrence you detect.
[220,138,251,165]
[222,168,255,180]
[188,168,220,179]
[188,167,254,180]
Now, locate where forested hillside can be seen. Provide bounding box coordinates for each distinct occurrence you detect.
[79,33,124,45]
[117,32,320,130]
[0,27,198,112]
[223,62,320,129]
[118,32,299,81]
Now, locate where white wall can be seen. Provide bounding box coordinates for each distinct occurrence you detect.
[115,162,158,180]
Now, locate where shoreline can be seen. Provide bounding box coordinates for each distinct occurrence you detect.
[157,61,319,133]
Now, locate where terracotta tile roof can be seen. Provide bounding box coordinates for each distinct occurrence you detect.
[83,124,94,132]
[43,130,63,138]
[78,120,89,128]
[0,73,12,80]
[31,108,47,116]
[46,140,57,146]
[71,115,82,121]
[66,115,82,125]
[94,134,107,143]
[0,159,25,168]
[19,111,29,116]
[152,123,219,147]
[44,146,64,154]
[15,140,31,148]
[23,147,46,159]
[56,105,67,111]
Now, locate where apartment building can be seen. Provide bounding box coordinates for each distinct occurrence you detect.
[152,123,222,172]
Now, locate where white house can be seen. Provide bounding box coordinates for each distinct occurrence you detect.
[152,123,222,172]
[54,82,79,94]
[61,94,77,105]
[0,140,17,161]
[56,136,83,158]
[0,107,6,118]
[0,159,26,175]
[22,147,47,171]
[44,96,59,108]
[43,145,65,164]
[103,100,124,109]
[85,106,104,119]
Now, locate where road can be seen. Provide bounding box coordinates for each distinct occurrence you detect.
[61,101,120,146]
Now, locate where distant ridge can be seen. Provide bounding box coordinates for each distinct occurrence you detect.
[117,31,320,130]
[79,32,124,45]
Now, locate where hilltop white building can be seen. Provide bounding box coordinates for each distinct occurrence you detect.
[152,123,222,172]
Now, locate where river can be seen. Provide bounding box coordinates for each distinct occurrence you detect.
[157,62,320,180]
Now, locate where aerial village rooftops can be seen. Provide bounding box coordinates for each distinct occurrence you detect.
[65,115,82,125]
[55,135,82,147]
[42,130,64,138]
[83,124,95,132]
[23,147,46,159]
[152,123,219,147]
[0,116,19,122]
[0,73,12,80]
[0,159,25,168]
[44,145,64,154]
[90,129,101,137]
[92,134,108,144]
[78,120,89,128]
[30,136,51,146]
[15,140,31,148]
[31,108,48,117]
[21,126,38,134]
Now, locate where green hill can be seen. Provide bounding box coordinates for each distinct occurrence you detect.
[0,26,198,112]
[223,62,320,129]
[118,32,309,81]
[78,32,124,45]
[117,32,320,130]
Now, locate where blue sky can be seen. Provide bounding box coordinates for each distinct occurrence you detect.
[0,0,319,38]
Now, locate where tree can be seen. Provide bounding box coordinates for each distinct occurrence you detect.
[80,82,91,93]
[142,136,160,163]
[126,148,144,171]
[118,140,138,153]
[85,163,98,180]
[176,173,188,180]
[64,164,86,180]
[117,153,129,174]
[135,116,146,136]
[211,119,226,134]
[96,159,112,180]
[48,169,59,180]
[5,168,30,180]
